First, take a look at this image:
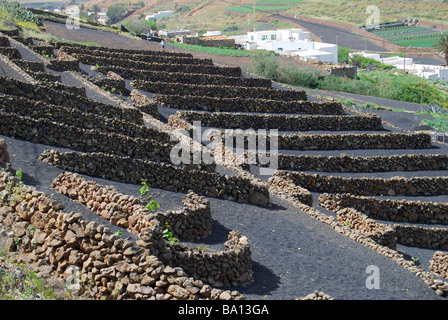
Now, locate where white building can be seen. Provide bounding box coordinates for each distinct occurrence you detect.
[351,51,448,81]
[231,29,338,64]
[203,31,222,37]
[97,12,107,24]
[145,10,174,21]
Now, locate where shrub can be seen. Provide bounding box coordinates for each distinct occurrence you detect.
[0,0,40,24]
[106,4,126,24]
[122,19,157,35]
[251,52,320,88]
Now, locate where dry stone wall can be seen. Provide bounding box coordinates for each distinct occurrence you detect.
[95,66,271,88]
[0,171,246,300]
[10,59,45,72]
[39,149,270,207]
[393,225,448,250]
[430,252,448,279]
[174,111,384,131]
[318,193,448,224]
[30,45,54,57]
[271,171,448,196]
[0,76,143,124]
[132,80,307,101]
[267,175,313,206]
[336,208,397,249]
[129,89,160,120]
[257,132,432,151]
[0,47,22,59]
[48,41,193,58]
[273,153,448,172]
[0,35,10,47]
[0,112,172,163]
[51,172,212,240]
[50,172,253,287]
[72,53,243,77]
[153,94,344,114]
[89,76,127,96]
[60,46,213,65]
[0,94,169,143]
[0,138,9,168]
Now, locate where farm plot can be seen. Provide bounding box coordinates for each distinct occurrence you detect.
[1,28,448,301]
[369,26,448,48]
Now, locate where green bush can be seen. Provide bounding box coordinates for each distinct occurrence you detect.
[0,0,40,25]
[122,19,157,35]
[338,46,352,63]
[106,4,127,24]
[251,52,320,88]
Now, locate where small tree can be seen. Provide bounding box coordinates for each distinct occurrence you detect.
[123,19,157,35]
[91,4,100,13]
[433,33,448,65]
[106,4,126,24]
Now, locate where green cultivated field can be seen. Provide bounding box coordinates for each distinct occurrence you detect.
[370,26,448,48]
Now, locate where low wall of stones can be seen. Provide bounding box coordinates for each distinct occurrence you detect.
[0,112,173,163]
[0,29,19,37]
[11,36,34,46]
[132,80,307,101]
[90,76,127,96]
[0,171,245,299]
[0,47,22,59]
[129,89,159,120]
[174,111,384,131]
[48,59,80,72]
[11,59,45,72]
[336,208,397,249]
[30,45,54,57]
[318,193,448,224]
[72,53,243,77]
[430,252,448,279]
[267,175,313,206]
[0,74,86,98]
[95,66,271,88]
[28,70,62,82]
[393,225,448,250]
[0,138,9,168]
[39,149,270,207]
[50,172,252,287]
[253,132,432,151]
[273,171,448,196]
[51,172,212,240]
[153,94,344,114]
[273,153,448,173]
[0,94,168,143]
[172,230,253,287]
[0,35,10,47]
[60,46,211,65]
[49,41,193,58]
[0,76,143,124]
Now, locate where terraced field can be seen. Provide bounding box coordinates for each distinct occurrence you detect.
[1,22,448,303]
[369,26,448,48]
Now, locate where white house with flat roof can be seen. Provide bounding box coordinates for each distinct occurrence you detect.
[231,29,338,64]
[145,10,174,21]
[351,51,448,81]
